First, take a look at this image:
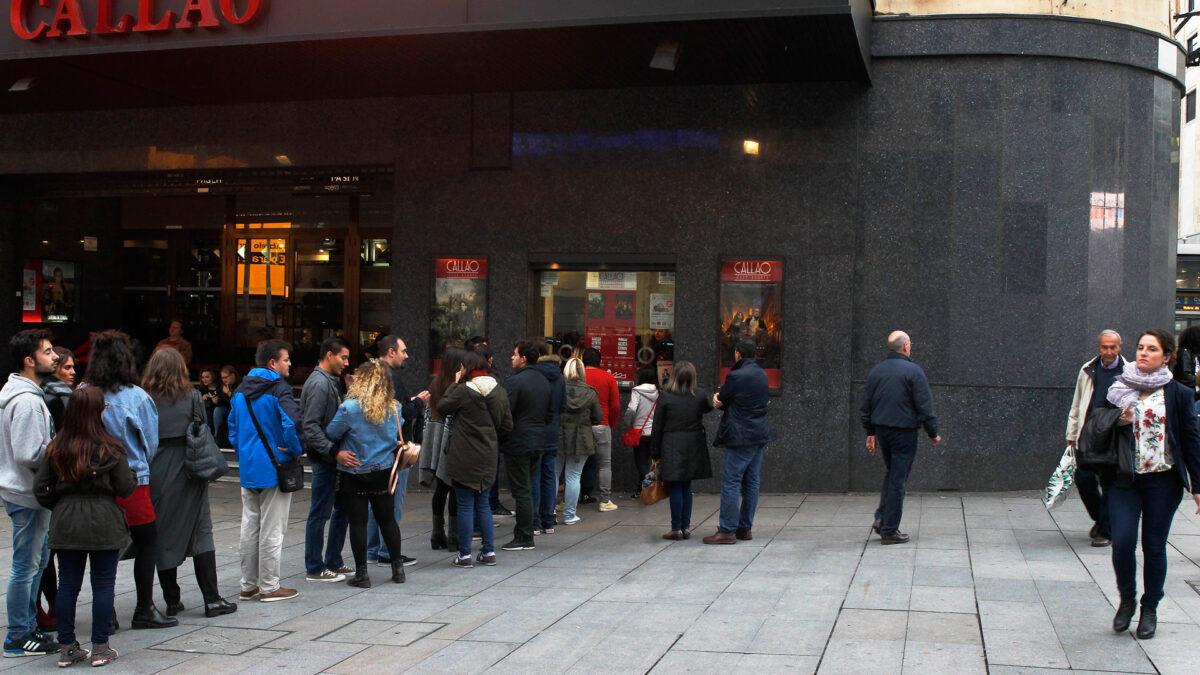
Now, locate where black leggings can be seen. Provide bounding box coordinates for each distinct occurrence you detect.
[158,551,221,605]
[39,553,57,609]
[343,492,403,568]
[129,522,158,608]
[432,479,458,523]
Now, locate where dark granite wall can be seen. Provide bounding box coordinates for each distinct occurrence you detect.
[0,16,1181,491]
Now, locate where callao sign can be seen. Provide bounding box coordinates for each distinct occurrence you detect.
[435,258,487,280]
[721,259,783,283]
[10,0,265,40]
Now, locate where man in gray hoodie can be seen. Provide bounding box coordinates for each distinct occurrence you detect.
[0,329,58,657]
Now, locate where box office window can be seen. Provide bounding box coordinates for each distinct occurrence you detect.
[531,269,676,388]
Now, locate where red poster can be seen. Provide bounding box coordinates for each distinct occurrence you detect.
[584,289,638,385]
[719,259,783,389]
[21,259,41,324]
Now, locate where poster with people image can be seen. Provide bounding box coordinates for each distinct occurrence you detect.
[431,258,487,369]
[22,259,78,324]
[719,259,782,389]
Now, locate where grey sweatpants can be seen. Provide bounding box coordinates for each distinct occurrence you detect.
[239,486,293,595]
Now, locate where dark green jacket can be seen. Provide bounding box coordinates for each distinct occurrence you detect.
[559,381,602,458]
[35,448,136,551]
[437,376,513,492]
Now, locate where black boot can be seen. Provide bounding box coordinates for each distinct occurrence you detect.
[347,566,371,589]
[1113,598,1136,632]
[446,515,459,550]
[131,604,178,629]
[391,559,406,584]
[1135,606,1157,639]
[158,567,183,616]
[431,515,448,550]
[111,610,119,633]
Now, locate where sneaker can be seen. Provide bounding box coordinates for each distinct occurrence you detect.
[579,495,597,505]
[401,555,419,567]
[451,556,473,568]
[501,539,535,551]
[492,506,515,518]
[365,557,379,565]
[376,556,392,565]
[476,552,497,566]
[543,527,555,534]
[598,501,619,512]
[3,633,56,657]
[306,569,346,583]
[57,641,89,667]
[238,587,259,601]
[533,529,543,536]
[564,515,582,525]
[259,587,299,603]
[331,565,354,574]
[89,643,118,668]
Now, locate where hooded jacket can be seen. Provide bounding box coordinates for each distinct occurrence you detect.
[438,375,513,492]
[228,368,304,489]
[35,449,136,550]
[534,357,566,454]
[0,374,55,509]
[41,375,73,432]
[620,383,660,438]
[501,366,552,456]
[559,381,602,458]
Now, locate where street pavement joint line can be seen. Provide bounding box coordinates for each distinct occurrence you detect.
[812,495,874,674]
[647,632,685,672]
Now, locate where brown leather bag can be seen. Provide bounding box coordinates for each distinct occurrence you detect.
[389,404,421,494]
[639,460,668,506]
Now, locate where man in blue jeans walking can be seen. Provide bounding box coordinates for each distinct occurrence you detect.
[0,329,58,656]
[300,337,352,583]
[704,339,774,545]
[859,331,941,545]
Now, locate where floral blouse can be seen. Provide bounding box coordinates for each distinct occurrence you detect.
[1132,389,1173,474]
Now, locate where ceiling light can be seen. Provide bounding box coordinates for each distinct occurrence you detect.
[743,140,760,155]
[274,154,292,166]
[9,78,33,92]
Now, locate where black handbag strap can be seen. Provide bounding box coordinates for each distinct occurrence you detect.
[243,396,283,469]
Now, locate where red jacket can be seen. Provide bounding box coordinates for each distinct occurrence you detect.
[585,367,621,429]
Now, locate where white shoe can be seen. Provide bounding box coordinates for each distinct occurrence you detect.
[564,515,582,525]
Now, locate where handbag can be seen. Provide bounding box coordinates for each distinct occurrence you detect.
[622,397,657,447]
[185,393,229,482]
[244,397,305,493]
[1076,407,1124,469]
[1043,445,1076,510]
[390,404,421,494]
[639,460,668,506]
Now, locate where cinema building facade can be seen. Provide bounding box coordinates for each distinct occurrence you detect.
[0,1,1185,491]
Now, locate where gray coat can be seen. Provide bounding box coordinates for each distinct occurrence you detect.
[300,367,342,463]
[149,390,215,569]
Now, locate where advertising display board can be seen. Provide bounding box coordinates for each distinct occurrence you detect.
[431,257,487,371]
[23,258,78,324]
[718,259,782,390]
[584,271,638,385]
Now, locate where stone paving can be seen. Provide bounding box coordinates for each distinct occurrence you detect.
[1,483,1199,673]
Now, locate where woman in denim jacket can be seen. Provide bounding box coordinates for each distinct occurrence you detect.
[325,359,406,588]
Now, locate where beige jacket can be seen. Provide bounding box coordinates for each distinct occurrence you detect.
[1065,355,1126,443]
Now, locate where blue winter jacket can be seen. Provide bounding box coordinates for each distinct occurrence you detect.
[859,352,938,438]
[229,368,303,489]
[325,399,403,475]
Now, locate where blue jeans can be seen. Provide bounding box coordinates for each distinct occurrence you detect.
[718,445,764,533]
[1109,470,1184,608]
[555,454,588,520]
[4,500,50,642]
[872,427,918,537]
[668,481,693,532]
[529,451,559,529]
[368,468,408,559]
[454,486,494,559]
[55,550,118,647]
[305,461,349,574]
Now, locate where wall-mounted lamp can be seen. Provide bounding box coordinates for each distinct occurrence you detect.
[743,140,760,155]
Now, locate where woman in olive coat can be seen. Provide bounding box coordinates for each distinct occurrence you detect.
[649,361,714,540]
[557,358,602,525]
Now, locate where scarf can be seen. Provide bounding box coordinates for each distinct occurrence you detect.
[1106,362,1173,409]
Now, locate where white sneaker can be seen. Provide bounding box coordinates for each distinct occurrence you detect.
[598,501,619,512]
[305,569,346,583]
[564,515,582,525]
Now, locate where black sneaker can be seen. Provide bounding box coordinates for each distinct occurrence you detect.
[401,555,418,567]
[579,495,597,505]
[376,556,392,566]
[476,552,497,566]
[492,504,515,517]
[501,539,535,551]
[451,556,473,569]
[3,632,56,657]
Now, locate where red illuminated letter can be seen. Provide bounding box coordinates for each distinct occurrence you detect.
[94,0,133,34]
[133,0,175,32]
[45,0,85,37]
[218,0,262,25]
[176,0,218,29]
[10,0,49,40]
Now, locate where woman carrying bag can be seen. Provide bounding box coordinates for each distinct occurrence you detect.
[557,358,602,525]
[420,347,465,551]
[324,359,408,587]
[436,350,513,568]
[1106,328,1200,639]
[620,367,660,500]
[649,361,714,540]
[142,349,237,619]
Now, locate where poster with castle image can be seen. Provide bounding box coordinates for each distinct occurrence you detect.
[431,258,487,364]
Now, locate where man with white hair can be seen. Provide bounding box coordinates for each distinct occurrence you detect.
[859,331,940,545]
[1064,329,1126,547]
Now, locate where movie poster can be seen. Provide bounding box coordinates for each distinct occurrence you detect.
[23,259,78,324]
[431,258,487,372]
[719,259,782,390]
[584,271,638,385]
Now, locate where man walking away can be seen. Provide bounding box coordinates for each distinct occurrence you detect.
[229,340,304,603]
[1064,330,1125,547]
[301,337,352,583]
[582,348,620,512]
[704,339,774,545]
[0,330,58,657]
[500,339,552,551]
[371,335,427,567]
[859,331,941,546]
[532,341,565,533]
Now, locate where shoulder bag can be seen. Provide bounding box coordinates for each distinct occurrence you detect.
[244,397,304,493]
[639,459,668,506]
[622,396,656,447]
[185,392,229,482]
[390,404,421,494]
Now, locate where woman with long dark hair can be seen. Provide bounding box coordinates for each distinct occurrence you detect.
[649,360,714,540]
[34,387,134,667]
[36,346,76,633]
[324,359,407,586]
[82,330,176,629]
[142,349,236,619]
[421,347,466,550]
[620,366,660,499]
[1106,328,1200,639]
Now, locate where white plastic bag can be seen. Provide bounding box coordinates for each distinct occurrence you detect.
[1044,445,1077,510]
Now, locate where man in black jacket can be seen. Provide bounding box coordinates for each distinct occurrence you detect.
[300,337,351,583]
[531,341,566,533]
[704,339,775,545]
[500,339,552,551]
[859,331,941,545]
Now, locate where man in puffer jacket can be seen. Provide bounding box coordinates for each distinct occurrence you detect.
[229,339,304,604]
[530,342,566,534]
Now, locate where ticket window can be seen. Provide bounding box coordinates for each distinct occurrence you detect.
[531,269,676,387]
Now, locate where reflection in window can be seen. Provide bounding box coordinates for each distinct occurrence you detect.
[1179,258,1200,289]
[360,239,392,347]
[1089,192,1125,231]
